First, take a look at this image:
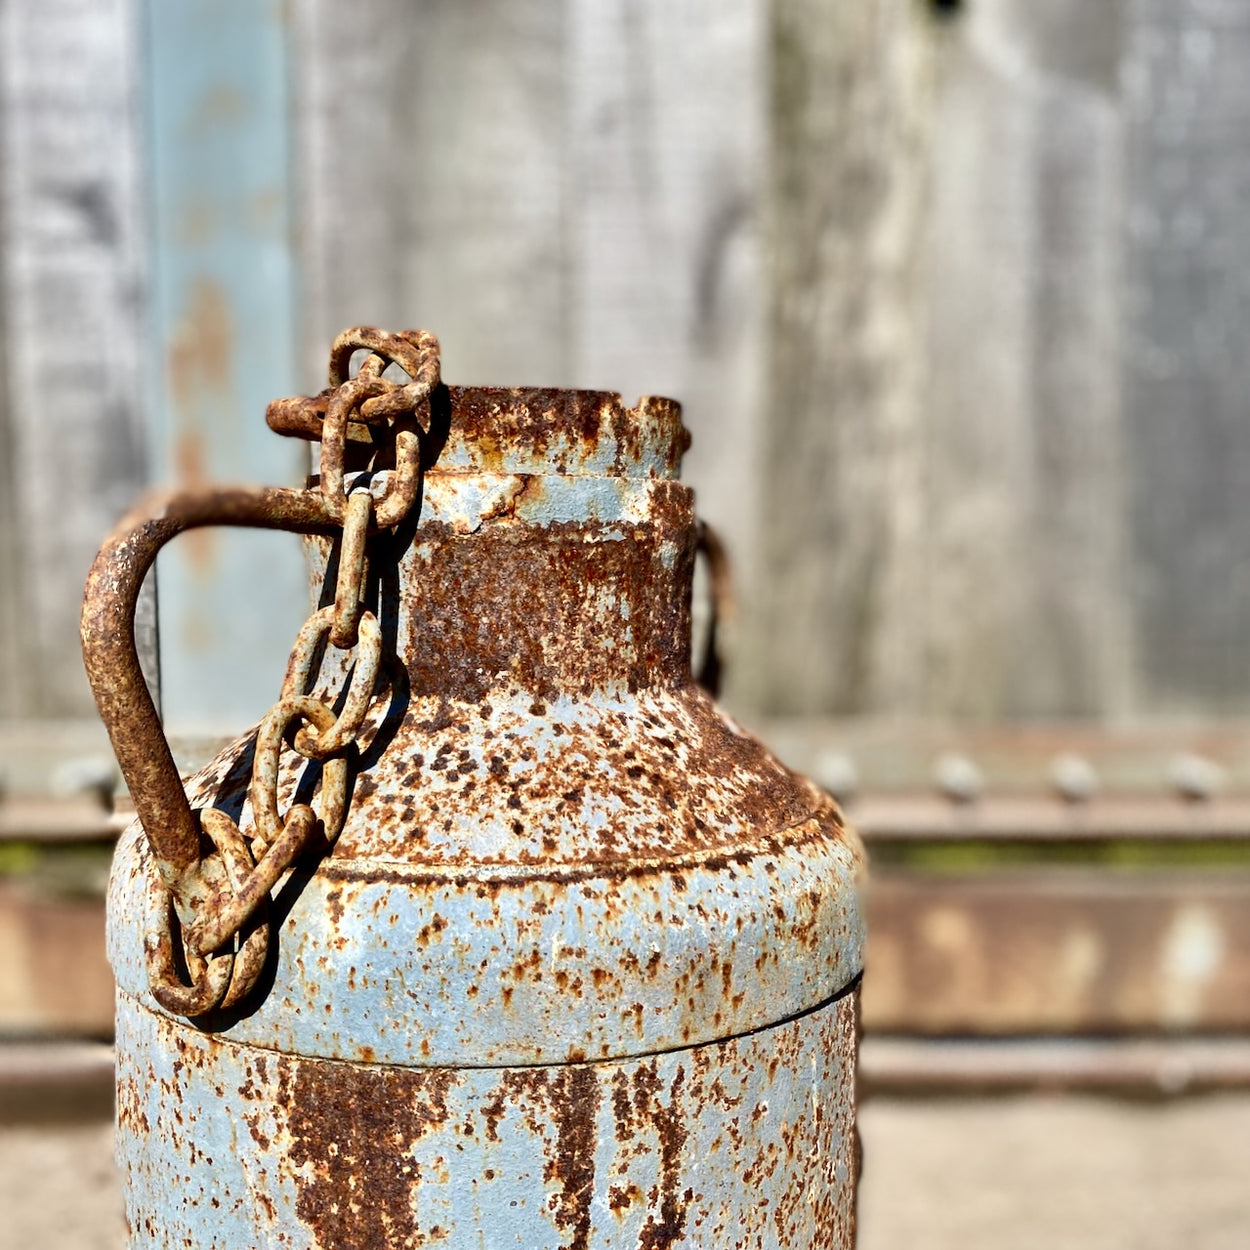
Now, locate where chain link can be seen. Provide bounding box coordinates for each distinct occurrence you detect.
[331,488,374,647]
[147,330,439,1016]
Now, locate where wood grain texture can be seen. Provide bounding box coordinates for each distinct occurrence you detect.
[294,0,768,693]
[292,0,568,390]
[5,0,1250,728]
[141,0,306,733]
[562,0,767,648]
[919,1,1133,717]
[760,0,933,715]
[1121,0,1250,712]
[0,0,148,718]
[761,0,1139,718]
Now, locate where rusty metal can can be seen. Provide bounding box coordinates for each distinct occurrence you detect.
[89,368,864,1247]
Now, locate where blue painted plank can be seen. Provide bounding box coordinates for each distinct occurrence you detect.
[144,0,307,733]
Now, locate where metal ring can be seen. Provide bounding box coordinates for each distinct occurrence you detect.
[372,425,424,529]
[331,488,373,647]
[251,696,334,845]
[198,808,271,1009]
[327,327,440,394]
[250,696,351,848]
[143,852,234,1017]
[295,615,382,758]
[319,375,392,521]
[279,609,382,760]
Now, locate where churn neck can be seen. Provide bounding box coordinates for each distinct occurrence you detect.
[326,387,699,701]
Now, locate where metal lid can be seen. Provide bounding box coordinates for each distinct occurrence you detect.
[424,388,689,479]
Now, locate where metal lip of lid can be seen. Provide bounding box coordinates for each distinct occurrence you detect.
[427,385,690,480]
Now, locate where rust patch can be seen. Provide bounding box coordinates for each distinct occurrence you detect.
[479,1067,601,1248]
[543,1067,600,1249]
[282,1059,455,1249]
[168,275,232,410]
[113,984,860,1247]
[98,328,861,1244]
[398,513,696,704]
[164,275,235,577]
[187,83,249,135]
[172,429,214,574]
[635,1067,691,1249]
[434,387,688,478]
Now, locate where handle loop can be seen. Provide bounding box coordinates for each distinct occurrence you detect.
[82,486,340,888]
[694,521,733,699]
[83,328,440,1016]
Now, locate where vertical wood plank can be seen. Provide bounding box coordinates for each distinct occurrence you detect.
[564,0,768,697]
[0,0,148,718]
[0,275,22,720]
[144,0,305,732]
[295,0,768,703]
[918,1,1132,717]
[912,13,1035,717]
[761,0,933,715]
[292,0,568,391]
[1019,72,1132,716]
[1121,0,1250,711]
[761,0,1134,719]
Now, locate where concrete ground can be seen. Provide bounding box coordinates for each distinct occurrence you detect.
[858,1094,1250,1250]
[2,1095,1248,1248]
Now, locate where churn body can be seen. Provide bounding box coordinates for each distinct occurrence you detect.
[103,384,865,1247]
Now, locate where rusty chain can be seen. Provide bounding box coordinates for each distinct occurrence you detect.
[142,328,440,1015]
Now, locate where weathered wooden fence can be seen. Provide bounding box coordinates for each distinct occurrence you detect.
[5,0,1250,729]
[2,0,1250,1086]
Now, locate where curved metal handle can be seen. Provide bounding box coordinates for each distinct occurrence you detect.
[81,484,339,899]
[694,521,733,698]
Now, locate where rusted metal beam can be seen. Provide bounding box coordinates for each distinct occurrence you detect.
[9,715,1250,1076]
[761,717,1250,797]
[0,801,122,844]
[8,791,1250,847]
[0,1042,113,1123]
[8,869,1250,1041]
[0,880,113,1037]
[8,1034,1250,1128]
[859,1035,1250,1098]
[864,872,1250,1034]
[852,794,1250,843]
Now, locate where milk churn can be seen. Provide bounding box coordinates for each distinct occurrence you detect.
[82,328,865,1248]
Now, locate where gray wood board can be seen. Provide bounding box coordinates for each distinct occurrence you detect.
[1121,0,1250,712]
[141,0,306,734]
[762,0,1137,718]
[293,0,767,696]
[0,0,148,719]
[761,0,933,715]
[5,0,1250,729]
[918,2,1132,718]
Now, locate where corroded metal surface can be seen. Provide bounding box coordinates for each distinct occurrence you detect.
[865,872,1250,1035]
[116,987,859,1249]
[110,762,859,1066]
[81,483,340,885]
[97,349,863,1245]
[106,386,864,1063]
